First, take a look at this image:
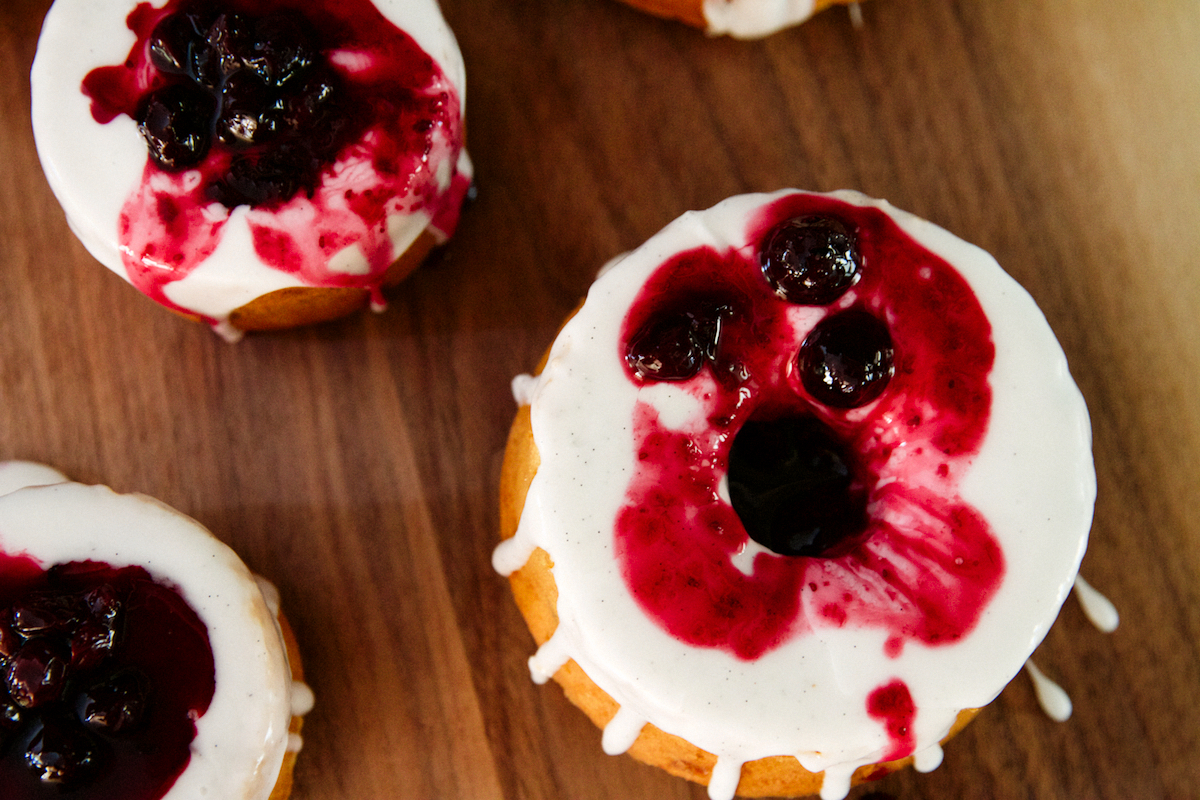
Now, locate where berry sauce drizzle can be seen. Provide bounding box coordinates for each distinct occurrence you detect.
[81,0,470,322]
[867,680,917,761]
[616,194,1003,663]
[0,553,215,800]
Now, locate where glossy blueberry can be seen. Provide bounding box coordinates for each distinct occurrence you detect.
[10,592,77,638]
[191,11,250,89]
[798,309,894,408]
[138,5,351,207]
[241,13,318,88]
[0,690,22,735]
[728,416,869,557]
[626,301,728,381]
[24,717,102,785]
[69,620,117,673]
[281,68,342,134]
[148,10,212,76]
[137,83,217,170]
[5,637,71,709]
[0,613,20,660]
[79,669,151,735]
[761,215,860,304]
[215,70,278,145]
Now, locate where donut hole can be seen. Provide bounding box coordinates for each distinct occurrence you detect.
[727,415,870,557]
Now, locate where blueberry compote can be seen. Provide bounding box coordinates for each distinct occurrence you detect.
[0,554,215,799]
[617,194,1002,662]
[80,0,470,323]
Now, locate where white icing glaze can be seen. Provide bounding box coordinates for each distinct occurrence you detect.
[0,461,68,496]
[511,374,540,408]
[912,742,944,773]
[1015,574,1116,724]
[702,0,818,39]
[1073,574,1120,633]
[0,465,303,800]
[846,1,864,30]
[707,757,744,800]
[496,190,1095,799]
[1024,659,1073,722]
[290,680,317,717]
[601,705,647,756]
[817,764,855,800]
[31,0,471,337]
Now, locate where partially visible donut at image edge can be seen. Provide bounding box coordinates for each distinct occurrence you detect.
[0,461,313,800]
[31,0,472,341]
[614,0,865,39]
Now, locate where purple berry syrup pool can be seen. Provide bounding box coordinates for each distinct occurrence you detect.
[81,0,469,323]
[0,553,215,799]
[616,194,1003,684]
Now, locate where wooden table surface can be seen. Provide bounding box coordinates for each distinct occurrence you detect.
[2,0,1198,798]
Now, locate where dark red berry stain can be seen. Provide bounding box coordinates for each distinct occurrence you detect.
[81,0,470,322]
[0,552,215,799]
[616,194,1003,663]
[867,680,917,761]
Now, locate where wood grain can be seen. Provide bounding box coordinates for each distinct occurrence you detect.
[2,0,1198,798]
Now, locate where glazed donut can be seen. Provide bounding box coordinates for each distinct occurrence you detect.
[31,0,472,341]
[613,0,862,39]
[0,462,313,800]
[495,190,1095,799]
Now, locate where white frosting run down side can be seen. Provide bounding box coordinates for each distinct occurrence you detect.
[702,0,819,39]
[494,190,1096,800]
[1019,575,1119,723]
[30,0,470,335]
[0,463,303,800]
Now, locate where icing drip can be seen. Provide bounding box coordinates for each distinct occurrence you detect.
[286,733,304,753]
[847,2,865,29]
[1024,660,1073,722]
[1020,575,1115,722]
[511,373,539,407]
[255,575,283,618]
[702,0,818,38]
[706,756,744,800]
[291,681,316,717]
[817,763,857,800]
[212,319,244,344]
[601,706,646,756]
[529,631,570,685]
[1073,574,1119,633]
[492,526,538,577]
[912,742,944,772]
